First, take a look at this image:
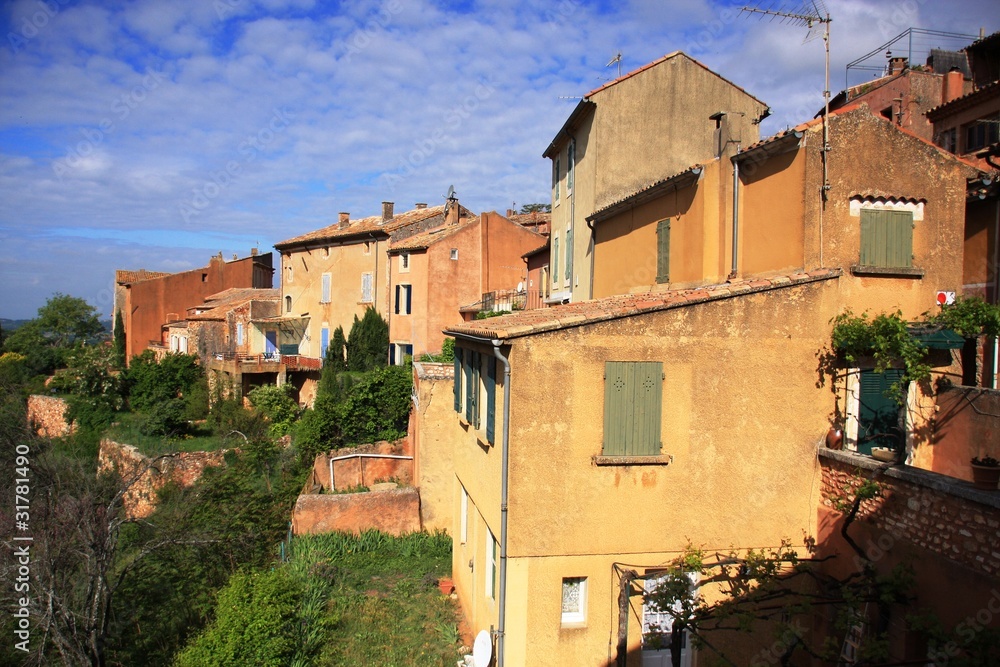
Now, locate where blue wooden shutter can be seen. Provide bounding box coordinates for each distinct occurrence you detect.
[405,285,412,315]
[656,219,671,283]
[486,356,496,444]
[603,361,663,456]
[320,327,329,359]
[454,348,462,412]
[394,285,401,314]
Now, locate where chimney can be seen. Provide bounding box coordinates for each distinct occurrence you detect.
[889,56,907,75]
[251,247,258,257]
[506,208,515,217]
[338,212,349,230]
[942,68,964,104]
[382,201,394,222]
[445,198,460,226]
[414,202,427,209]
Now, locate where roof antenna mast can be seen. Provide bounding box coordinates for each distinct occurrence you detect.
[606,51,622,78]
[742,1,832,266]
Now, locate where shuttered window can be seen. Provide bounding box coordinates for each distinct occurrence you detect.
[465,351,479,426]
[321,273,331,303]
[361,272,373,303]
[453,348,463,412]
[859,209,913,269]
[656,219,670,284]
[857,369,904,455]
[565,227,573,283]
[603,361,663,456]
[486,356,496,444]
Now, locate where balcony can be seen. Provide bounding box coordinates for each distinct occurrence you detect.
[208,352,323,372]
[462,289,545,320]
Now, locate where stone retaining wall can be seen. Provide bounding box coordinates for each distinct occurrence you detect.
[291,487,421,536]
[27,395,74,437]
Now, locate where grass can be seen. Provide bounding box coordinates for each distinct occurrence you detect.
[286,530,461,667]
[105,414,236,456]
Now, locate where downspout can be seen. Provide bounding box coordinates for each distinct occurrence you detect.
[730,146,740,279]
[993,198,999,389]
[491,339,512,666]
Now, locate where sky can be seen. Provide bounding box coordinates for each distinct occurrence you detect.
[0,0,995,319]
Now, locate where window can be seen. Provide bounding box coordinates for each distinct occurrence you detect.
[656,219,671,283]
[565,226,573,284]
[486,527,498,600]
[856,369,905,456]
[320,327,329,359]
[321,273,331,303]
[394,343,413,365]
[450,248,459,260]
[465,350,479,427]
[285,295,292,313]
[454,347,463,412]
[454,346,497,443]
[554,157,561,203]
[395,284,412,315]
[937,127,958,153]
[399,252,410,272]
[859,209,913,269]
[286,263,292,283]
[460,486,468,544]
[603,361,663,456]
[552,235,560,289]
[561,577,587,625]
[567,141,575,193]
[964,114,999,153]
[361,272,373,303]
[236,322,244,345]
[201,273,208,282]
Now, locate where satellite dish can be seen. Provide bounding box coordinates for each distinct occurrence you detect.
[517,281,524,293]
[472,630,492,667]
[446,185,456,200]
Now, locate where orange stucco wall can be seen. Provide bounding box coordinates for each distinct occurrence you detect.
[964,197,999,302]
[911,386,1000,482]
[739,146,807,276]
[122,253,272,361]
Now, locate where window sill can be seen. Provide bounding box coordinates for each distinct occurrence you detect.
[850,265,924,278]
[593,455,674,466]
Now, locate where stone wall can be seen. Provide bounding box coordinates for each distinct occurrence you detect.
[98,439,230,519]
[291,487,421,536]
[819,449,1000,577]
[310,439,412,492]
[27,395,74,437]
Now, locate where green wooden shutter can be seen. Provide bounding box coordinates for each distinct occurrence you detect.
[656,219,671,283]
[471,352,481,429]
[603,361,663,456]
[464,351,474,423]
[860,210,912,268]
[454,348,462,412]
[566,227,574,281]
[486,356,496,444]
[858,369,904,455]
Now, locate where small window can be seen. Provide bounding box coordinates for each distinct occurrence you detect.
[964,114,999,153]
[285,296,292,313]
[400,253,410,272]
[656,219,671,284]
[321,273,331,303]
[450,248,459,261]
[361,272,373,303]
[320,327,329,359]
[859,209,913,269]
[395,284,412,315]
[286,263,292,283]
[486,528,498,600]
[553,157,561,203]
[603,361,663,456]
[201,273,208,282]
[561,577,587,625]
[236,322,244,345]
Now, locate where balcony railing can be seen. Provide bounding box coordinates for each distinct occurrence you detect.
[476,289,545,315]
[209,352,323,371]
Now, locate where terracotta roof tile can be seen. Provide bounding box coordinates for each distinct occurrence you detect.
[115,269,171,284]
[188,288,279,320]
[925,79,1000,118]
[389,221,468,252]
[275,204,467,249]
[508,212,551,228]
[445,269,842,340]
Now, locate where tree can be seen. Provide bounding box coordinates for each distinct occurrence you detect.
[125,351,203,413]
[2,294,105,376]
[518,203,551,214]
[112,311,126,369]
[346,307,388,372]
[326,325,347,372]
[59,344,127,436]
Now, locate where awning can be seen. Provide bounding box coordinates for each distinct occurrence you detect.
[909,327,966,349]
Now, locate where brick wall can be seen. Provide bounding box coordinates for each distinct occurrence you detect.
[98,439,230,519]
[27,395,74,437]
[291,487,420,536]
[819,449,1000,577]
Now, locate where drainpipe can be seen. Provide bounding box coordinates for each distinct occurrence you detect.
[993,199,999,389]
[730,145,741,279]
[491,339,512,667]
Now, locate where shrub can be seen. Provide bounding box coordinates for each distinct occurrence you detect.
[346,307,388,372]
[247,384,299,437]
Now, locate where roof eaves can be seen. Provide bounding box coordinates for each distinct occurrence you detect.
[587,164,705,224]
[543,99,596,158]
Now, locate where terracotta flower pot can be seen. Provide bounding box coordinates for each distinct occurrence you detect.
[438,577,455,595]
[971,464,1000,490]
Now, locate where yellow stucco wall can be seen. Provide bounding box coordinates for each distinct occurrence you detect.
[281,238,386,357]
[739,147,807,276]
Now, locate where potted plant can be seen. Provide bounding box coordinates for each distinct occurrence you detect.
[971,456,1000,490]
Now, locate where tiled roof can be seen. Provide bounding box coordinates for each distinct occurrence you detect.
[925,80,1000,119]
[508,212,551,228]
[389,221,468,252]
[445,268,842,340]
[588,164,705,223]
[522,241,549,259]
[188,288,279,320]
[274,204,458,249]
[115,269,171,284]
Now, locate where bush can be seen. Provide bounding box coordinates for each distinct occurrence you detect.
[247,384,299,437]
[137,398,187,437]
[126,351,203,413]
[336,365,412,446]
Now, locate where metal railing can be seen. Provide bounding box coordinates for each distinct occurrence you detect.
[209,352,323,370]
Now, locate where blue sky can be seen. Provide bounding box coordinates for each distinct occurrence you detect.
[0,0,995,319]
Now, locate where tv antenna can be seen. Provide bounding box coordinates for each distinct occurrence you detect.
[742,1,832,265]
[606,51,622,78]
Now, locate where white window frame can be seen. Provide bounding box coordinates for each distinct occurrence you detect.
[236,322,244,345]
[396,284,412,315]
[361,272,373,303]
[285,295,292,313]
[561,577,587,625]
[450,248,459,261]
[399,252,410,273]
[321,273,331,303]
